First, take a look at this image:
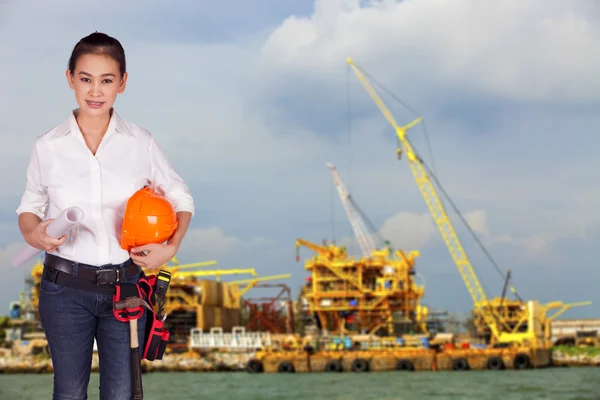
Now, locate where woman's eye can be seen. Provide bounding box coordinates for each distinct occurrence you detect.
[80,78,90,83]
[102,79,113,84]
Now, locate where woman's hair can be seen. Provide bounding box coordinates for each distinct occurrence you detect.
[68,32,126,77]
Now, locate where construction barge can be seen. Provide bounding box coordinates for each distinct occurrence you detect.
[247,346,551,373]
[243,326,555,374]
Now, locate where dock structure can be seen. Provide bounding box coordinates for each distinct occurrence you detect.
[551,319,600,346]
[189,327,274,350]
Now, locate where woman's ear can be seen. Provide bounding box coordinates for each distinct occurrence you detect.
[65,69,75,90]
[118,71,129,94]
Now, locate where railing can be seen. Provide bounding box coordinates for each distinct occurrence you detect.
[189,326,273,350]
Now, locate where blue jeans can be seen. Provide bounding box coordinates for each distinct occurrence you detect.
[38,266,147,400]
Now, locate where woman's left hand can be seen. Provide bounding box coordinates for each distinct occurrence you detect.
[129,243,178,270]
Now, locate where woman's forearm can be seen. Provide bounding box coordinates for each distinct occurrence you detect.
[167,211,192,250]
[19,212,42,240]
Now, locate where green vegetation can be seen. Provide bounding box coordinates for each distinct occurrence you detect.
[0,315,9,347]
[553,345,600,357]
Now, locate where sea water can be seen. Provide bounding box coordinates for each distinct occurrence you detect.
[0,367,599,400]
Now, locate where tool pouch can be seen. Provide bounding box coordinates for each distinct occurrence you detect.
[112,271,171,362]
[143,315,170,361]
[112,282,148,322]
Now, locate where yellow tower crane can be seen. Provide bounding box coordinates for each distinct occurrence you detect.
[346,57,591,348]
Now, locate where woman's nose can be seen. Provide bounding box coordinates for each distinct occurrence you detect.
[89,83,102,96]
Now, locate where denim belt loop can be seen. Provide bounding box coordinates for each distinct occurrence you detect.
[73,262,79,276]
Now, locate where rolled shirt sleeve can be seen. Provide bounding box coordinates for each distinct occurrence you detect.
[16,140,49,219]
[149,136,195,216]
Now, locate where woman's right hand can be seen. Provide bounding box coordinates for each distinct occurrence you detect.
[25,219,67,252]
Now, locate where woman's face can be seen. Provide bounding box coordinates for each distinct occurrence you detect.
[66,53,127,117]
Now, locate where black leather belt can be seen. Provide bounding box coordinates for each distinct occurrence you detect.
[43,253,141,286]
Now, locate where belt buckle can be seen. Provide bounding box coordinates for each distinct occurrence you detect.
[96,268,120,285]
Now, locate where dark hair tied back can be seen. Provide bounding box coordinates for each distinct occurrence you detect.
[68,32,126,77]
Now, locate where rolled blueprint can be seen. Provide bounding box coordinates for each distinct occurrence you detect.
[11,206,84,267]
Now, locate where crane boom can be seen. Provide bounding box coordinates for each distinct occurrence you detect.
[346,58,500,339]
[326,162,377,257]
[295,238,348,262]
[174,269,257,280]
[225,274,292,286]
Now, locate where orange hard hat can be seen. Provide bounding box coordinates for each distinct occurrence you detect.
[120,185,179,251]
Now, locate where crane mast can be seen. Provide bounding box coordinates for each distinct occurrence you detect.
[346,58,502,340]
[326,162,377,258]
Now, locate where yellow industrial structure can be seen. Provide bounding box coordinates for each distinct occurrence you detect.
[137,258,291,346]
[471,296,591,347]
[295,161,431,337]
[346,57,591,349]
[296,237,427,336]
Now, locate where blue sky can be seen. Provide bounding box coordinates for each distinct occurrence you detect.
[0,0,598,322]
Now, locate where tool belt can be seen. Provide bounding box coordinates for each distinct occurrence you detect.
[42,253,171,361]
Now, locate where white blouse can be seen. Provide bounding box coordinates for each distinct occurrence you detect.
[16,109,195,267]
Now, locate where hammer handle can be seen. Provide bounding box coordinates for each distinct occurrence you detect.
[129,318,143,399]
[130,318,139,348]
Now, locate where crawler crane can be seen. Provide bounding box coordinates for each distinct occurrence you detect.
[346,58,590,349]
[326,161,379,257]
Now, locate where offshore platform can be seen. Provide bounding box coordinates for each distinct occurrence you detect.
[295,162,429,337]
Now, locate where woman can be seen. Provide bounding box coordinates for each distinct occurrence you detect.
[16,32,194,400]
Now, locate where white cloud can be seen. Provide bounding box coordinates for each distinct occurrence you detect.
[463,210,490,236]
[178,227,274,258]
[461,209,559,261]
[378,211,435,251]
[335,206,561,264]
[261,0,600,101]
